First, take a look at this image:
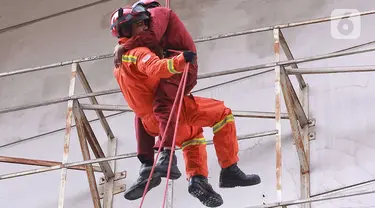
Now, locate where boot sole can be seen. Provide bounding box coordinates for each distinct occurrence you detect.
[188,185,223,207]
[124,176,162,200]
[219,178,261,188]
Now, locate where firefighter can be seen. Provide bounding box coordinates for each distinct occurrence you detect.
[112,0,198,199]
[110,5,261,207]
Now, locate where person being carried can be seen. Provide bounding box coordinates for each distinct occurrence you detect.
[111,0,199,200]
[110,5,261,207]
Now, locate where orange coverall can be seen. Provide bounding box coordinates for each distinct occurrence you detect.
[114,45,239,178]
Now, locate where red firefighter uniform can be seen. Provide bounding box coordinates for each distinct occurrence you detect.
[114,44,239,178]
[131,2,199,163]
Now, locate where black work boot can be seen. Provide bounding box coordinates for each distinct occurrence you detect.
[124,164,162,200]
[188,175,223,207]
[138,163,153,177]
[153,149,182,180]
[219,163,261,188]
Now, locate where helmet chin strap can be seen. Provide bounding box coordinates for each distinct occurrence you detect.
[115,8,131,38]
[118,8,124,17]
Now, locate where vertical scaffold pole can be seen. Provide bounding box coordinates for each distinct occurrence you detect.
[57,63,78,208]
[273,28,282,203]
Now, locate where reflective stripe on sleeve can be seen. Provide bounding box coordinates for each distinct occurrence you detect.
[122,55,137,64]
[167,59,181,74]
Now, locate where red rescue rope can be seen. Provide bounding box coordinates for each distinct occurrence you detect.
[138,63,189,208]
[138,1,185,207]
[161,64,189,207]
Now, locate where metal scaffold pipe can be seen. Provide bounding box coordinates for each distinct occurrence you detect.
[286,66,375,74]
[79,103,290,119]
[311,178,375,198]
[1,9,375,78]
[246,189,375,208]
[194,9,375,43]
[0,130,277,180]
[0,68,272,149]
[197,46,375,79]
[1,45,375,116]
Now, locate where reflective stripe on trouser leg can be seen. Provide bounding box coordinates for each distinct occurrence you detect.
[212,111,239,169]
[181,137,208,179]
[213,114,234,134]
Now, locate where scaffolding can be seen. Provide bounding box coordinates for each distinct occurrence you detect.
[1,6,375,208]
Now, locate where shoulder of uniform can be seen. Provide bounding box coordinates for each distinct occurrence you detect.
[127,46,151,55]
[122,47,153,64]
[135,47,155,59]
[135,46,152,53]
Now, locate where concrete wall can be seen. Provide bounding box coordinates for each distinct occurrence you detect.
[1,0,375,207]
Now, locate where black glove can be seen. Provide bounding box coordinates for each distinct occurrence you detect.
[182,51,196,64]
[163,49,172,58]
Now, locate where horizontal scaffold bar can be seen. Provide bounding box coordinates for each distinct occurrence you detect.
[286,66,375,74]
[197,46,375,79]
[2,45,375,115]
[1,9,375,78]
[0,69,272,148]
[79,104,289,119]
[0,130,277,180]
[194,9,375,43]
[246,189,375,208]
[0,156,102,172]
[311,178,375,198]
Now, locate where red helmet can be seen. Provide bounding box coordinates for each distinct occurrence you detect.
[110,4,150,38]
[132,0,161,8]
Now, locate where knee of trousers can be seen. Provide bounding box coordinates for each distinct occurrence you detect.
[212,109,235,134]
[181,141,208,179]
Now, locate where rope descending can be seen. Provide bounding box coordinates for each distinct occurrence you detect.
[138,1,185,206]
[138,63,189,207]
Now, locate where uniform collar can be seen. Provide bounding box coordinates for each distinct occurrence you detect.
[118,37,129,44]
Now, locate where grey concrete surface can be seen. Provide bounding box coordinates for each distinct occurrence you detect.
[1,0,375,207]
